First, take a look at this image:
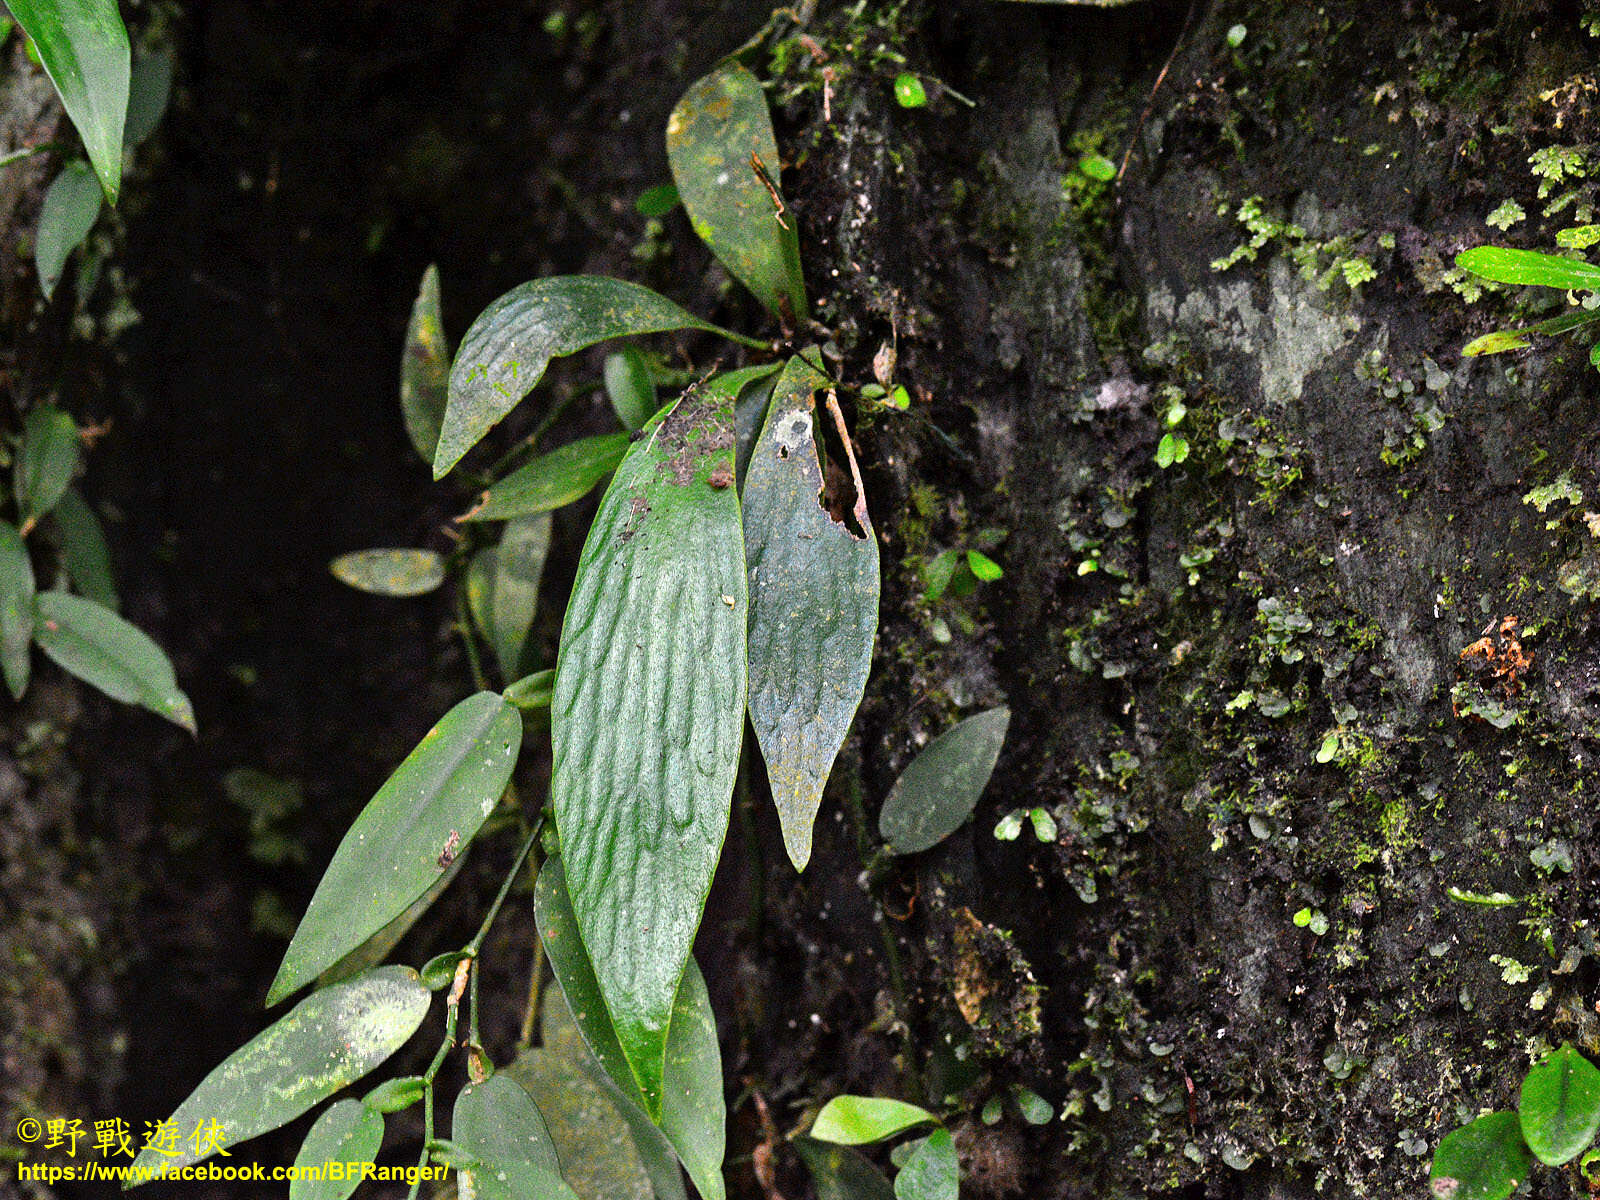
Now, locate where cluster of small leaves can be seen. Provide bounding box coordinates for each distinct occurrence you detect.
[1430,1044,1600,1200]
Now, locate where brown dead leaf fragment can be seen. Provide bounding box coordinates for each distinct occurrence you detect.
[1458,615,1533,698]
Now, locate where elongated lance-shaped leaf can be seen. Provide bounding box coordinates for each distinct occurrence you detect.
[35,161,102,300]
[33,591,192,730]
[811,1096,937,1146]
[128,967,431,1181]
[535,857,726,1200]
[744,356,878,870]
[491,513,551,681]
[1456,246,1600,292]
[6,0,129,202]
[453,1074,562,1177]
[880,707,1010,854]
[16,404,79,529]
[0,522,33,700]
[290,1101,384,1200]
[436,276,755,479]
[667,63,806,321]
[463,434,631,524]
[401,264,450,461]
[1462,309,1600,356]
[53,488,118,610]
[267,693,521,1005]
[550,378,745,1118]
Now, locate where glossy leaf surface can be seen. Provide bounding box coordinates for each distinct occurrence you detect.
[550,383,744,1118]
[7,0,128,200]
[880,707,1010,854]
[1456,246,1600,291]
[1519,1043,1600,1165]
[744,355,877,869]
[268,692,520,1004]
[811,1096,937,1146]
[401,264,449,461]
[129,967,430,1179]
[289,1101,383,1200]
[464,434,631,525]
[33,591,192,730]
[1429,1112,1535,1200]
[0,522,33,699]
[535,856,726,1200]
[329,548,445,597]
[436,275,741,478]
[453,1074,561,1177]
[35,161,101,299]
[667,63,806,319]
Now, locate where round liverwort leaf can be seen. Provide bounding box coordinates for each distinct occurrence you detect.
[1519,1043,1600,1165]
[1429,1111,1534,1200]
[893,73,928,108]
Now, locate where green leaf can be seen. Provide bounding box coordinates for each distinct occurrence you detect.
[128,967,431,1181]
[550,382,745,1118]
[123,47,172,149]
[794,1137,896,1200]
[893,1128,958,1200]
[730,363,782,485]
[453,1074,562,1176]
[965,549,1003,581]
[53,489,118,610]
[667,63,806,321]
[466,545,497,643]
[315,853,466,990]
[1078,153,1117,182]
[400,264,450,462]
[267,692,521,1005]
[289,1101,384,1200]
[1462,309,1600,356]
[893,73,928,108]
[362,1075,426,1113]
[635,183,680,218]
[463,434,630,524]
[35,161,102,299]
[880,707,1010,854]
[743,355,878,869]
[329,548,445,597]
[0,522,33,700]
[605,346,658,433]
[811,1097,938,1146]
[33,591,192,730]
[505,668,555,711]
[490,513,551,681]
[535,856,726,1200]
[6,0,128,201]
[1430,1111,1535,1200]
[922,549,963,604]
[504,985,671,1200]
[466,1160,582,1200]
[1456,246,1600,292]
[16,404,80,529]
[1519,1043,1600,1165]
[436,276,749,479]
[420,951,471,990]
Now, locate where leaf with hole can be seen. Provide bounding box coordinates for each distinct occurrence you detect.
[490,513,551,681]
[16,404,79,529]
[6,0,128,200]
[401,264,450,462]
[0,521,33,699]
[535,855,726,1200]
[53,489,117,610]
[549,380,745,1119]
[34,161,102,299]
[1456,246,1600,292]
[1429,1111,1535,1200]
[453,1074,562,1178]
[811,1096,937,1146]
[462,434,630,524]
[435,276,754,478]
[894,1128,958,1200]
[880,707,1010,854]
[267,692,521,1005]
[289,1101,384,1200]
[1519,1043,1600,1165]
[128,966,430,1181]
[605,346,657,432]
[667,62,806,320]
[329,548,445,597]
[743,355,878,870]
[33,591,192,730]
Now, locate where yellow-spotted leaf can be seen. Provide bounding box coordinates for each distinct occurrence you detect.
[744,355,878,870]
[667,63,806,321]
[1456,246,1600,292]
[329,548,445,597]
[401,264,450,462]
[33,591,192,730]
[267,692,521,1005]
[550,379,745,1120]
[128,967,431,1181]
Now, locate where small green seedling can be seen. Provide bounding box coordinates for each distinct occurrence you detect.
[809,1095,958,1200]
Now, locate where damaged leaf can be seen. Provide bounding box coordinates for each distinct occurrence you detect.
[667,62,806,321]
[550,380,744,1119]
[743,355,878,870]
